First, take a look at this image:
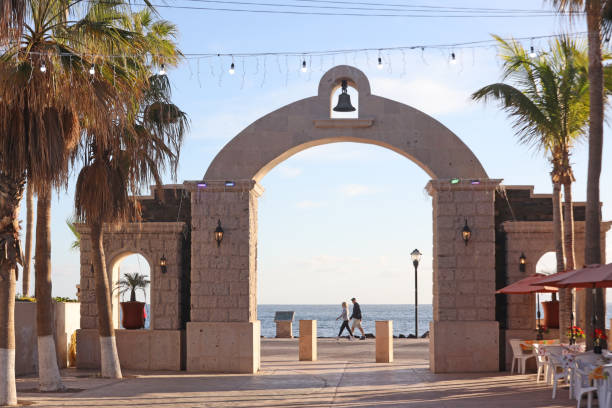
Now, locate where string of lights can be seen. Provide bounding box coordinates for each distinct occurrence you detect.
[15,31,591,85]
[20,31,588,60]
[113,2,566,18]
[169,0,565,15]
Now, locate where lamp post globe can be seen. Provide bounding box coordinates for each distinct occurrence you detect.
[410,249,422,338]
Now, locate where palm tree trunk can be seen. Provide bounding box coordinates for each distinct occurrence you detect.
[563,182,576,271]
[22,184,33,296]
[585,0,604,349]
[0,173,25,406]
[552,181,570,343]
[35,189,64,391]
[90,221,122,378]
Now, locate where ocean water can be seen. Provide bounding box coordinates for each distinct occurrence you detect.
[257,304,433,338]
[135,303,612,334]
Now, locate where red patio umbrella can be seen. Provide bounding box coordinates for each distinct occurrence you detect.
[497,274,558,340]
[541,264,612,347]
[546,264,612,288]
[496,274,559,294]
[531,269,584,287]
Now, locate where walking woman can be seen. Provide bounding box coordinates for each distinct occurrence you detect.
[336,301,354,340]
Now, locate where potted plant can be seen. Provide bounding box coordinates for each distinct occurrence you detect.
[567,326,586,345]
[116,272,150,329]
[594,329,607,354]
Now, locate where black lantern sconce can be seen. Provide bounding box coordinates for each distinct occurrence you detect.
[519,252,527,272]
[214,219,224,247]
[160,254,167,274]
[461,219,471,246]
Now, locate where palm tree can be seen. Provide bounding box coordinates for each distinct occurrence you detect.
[22,185,34,297]
[549,0,607,347]
[0,176,25,406]
[117,272,150,302]
[472,35,610,343]
[0,0,25,44]
[74,10,185,379]
[66,218,80,251]
[0,0,149,398]
[75,71,186,378]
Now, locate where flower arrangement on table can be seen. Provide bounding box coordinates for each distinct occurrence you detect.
[594,329,607,348]
[567,326,586,339]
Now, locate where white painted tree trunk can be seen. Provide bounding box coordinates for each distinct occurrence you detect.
[37,335,64,391]
[0,348,17,405]
[100,336,122,378]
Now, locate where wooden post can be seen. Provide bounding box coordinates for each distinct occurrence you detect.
[376,320,393,363]
[299,320,317,361]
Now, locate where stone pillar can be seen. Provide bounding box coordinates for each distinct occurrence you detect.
[375,320,393,363]
[427,179,501,373]
[299,320,317,361]
[186,180,262,373]
[276,321,293,338]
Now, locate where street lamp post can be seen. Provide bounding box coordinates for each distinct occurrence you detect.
[410,249,422,338]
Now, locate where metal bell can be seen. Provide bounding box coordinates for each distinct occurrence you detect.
[333,80,356,112]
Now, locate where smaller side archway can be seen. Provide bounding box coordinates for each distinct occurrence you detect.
[108,252,153,329]
[75,222,187,370]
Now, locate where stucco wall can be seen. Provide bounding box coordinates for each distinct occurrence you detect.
[15,301,80,375]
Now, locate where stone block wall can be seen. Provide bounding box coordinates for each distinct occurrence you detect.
[428,179,500,322]
[77,222,187,330]
[188,180,262,323]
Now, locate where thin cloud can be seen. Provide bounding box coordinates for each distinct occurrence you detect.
[275,164,303,179]
[296,200,325,209]
[373,77,473,116]
[340,184,383,197]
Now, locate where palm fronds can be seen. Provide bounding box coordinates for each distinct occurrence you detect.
[116,272,150,302]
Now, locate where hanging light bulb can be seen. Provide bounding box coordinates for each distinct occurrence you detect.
[229,62,235,75]
[89,64,95,75]
[40,62,46,73]
[377,56,383,70]
[450,52,457,64]
[159,63,166,75]
[529,46,537,59]
[301,60,307,73]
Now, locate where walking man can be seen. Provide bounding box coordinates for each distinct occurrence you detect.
[350,297,366,340]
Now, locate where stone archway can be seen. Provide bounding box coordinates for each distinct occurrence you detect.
[187,65,501,374]
[205,65,487,182]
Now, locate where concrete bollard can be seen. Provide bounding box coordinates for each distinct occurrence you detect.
[376,320,393,363]
[299,320,317,361]
[276,321,293,338]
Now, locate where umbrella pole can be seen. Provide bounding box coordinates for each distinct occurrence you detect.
[592,288,599,352]
[536,293,543,340]
[569,290,575,345]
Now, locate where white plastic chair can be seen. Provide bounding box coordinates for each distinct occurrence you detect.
[532,343,548,383]
[509,339,535,375]
[548,352,571,399]
[573,360,597,408]
[544,345,567,384]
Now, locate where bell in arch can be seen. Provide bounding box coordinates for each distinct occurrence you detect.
[333,80,356,112]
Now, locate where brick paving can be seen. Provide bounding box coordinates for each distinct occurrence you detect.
[15,339,576,407]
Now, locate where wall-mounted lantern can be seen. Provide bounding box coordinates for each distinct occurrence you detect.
[160,254,167,274]
[214,220,224,247]
[519,252,527,272]
[461,219,471,246]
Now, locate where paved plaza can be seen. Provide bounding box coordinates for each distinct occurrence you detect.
[13,339,578,407]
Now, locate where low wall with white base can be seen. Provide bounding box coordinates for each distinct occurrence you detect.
[76,329,184,370]
[15,301,80,376]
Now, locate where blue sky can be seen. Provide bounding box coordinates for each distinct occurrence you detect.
[20,1,612,304]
